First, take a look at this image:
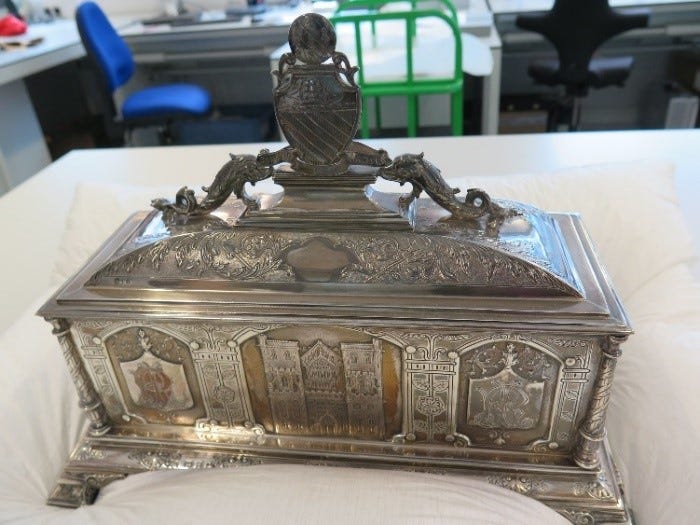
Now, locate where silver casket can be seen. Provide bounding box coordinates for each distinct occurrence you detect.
[39,14,632,524]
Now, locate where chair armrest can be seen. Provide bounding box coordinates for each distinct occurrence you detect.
[515,12,548,34]
[612,8,650,34]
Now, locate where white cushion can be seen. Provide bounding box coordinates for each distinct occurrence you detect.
[608,317,700,523]
[30,159,700,523]
[51,182,178,285]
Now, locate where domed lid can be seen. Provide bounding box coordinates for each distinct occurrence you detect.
[84,192,582,299]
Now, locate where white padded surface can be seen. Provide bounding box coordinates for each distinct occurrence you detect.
[3,159,699,524]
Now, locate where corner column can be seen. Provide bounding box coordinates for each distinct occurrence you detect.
[49,318,111,436]
[573,335,626,469]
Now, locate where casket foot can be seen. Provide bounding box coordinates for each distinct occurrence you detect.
[47,470,127,508]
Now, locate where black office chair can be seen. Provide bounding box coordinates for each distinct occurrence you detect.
[76,1,212,144]
[516,0,648,131]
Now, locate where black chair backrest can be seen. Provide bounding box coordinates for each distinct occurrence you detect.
[516,0,648,85]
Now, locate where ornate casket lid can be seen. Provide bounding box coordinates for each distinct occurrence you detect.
[39,14,630,334]
[83,196,580,297]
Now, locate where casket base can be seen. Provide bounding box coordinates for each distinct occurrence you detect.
[48,428,632,524]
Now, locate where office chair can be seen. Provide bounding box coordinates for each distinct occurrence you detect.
[76,1,212,144]
[332,0,463,138]
[516,0,648,131]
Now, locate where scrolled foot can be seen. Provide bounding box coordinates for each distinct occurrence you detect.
[242,192,261,211]
[48,477,98,508]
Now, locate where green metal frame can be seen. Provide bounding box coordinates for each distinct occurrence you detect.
[332,0,463,138]
[335,0,460,42]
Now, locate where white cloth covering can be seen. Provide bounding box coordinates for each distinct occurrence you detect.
[2,159,699,524]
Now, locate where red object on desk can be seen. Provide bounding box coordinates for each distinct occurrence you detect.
[0,14,27,36]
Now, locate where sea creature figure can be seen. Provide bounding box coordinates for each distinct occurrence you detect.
[152,154,274,217]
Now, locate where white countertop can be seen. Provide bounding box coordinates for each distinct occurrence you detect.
[0,19,83,86]
[0,15,142,86]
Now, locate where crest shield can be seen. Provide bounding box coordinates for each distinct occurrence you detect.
[276,66,360,166]
[467,367,545,430]
[121,353,194,411]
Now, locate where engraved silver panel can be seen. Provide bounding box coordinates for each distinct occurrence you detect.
[259,335,309,434]
[341,340,385,439]
[393,334,461,445]
[257,333,389,439]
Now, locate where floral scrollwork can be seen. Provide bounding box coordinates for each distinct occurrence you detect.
[557,509,595,525]
[487,474,550,495]
[128,450,183,470]
[208,454,264,468]
[272,52,297,84]
[331,51,358,86]
[573,474,615,501]
[74,445,106,461]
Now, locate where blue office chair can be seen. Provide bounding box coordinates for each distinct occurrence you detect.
[76,1,212,144]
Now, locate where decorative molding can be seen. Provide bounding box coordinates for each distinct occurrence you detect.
[557,510,596,525]
[89,230,574,295]
[574,335,626,469]
[48,318,111,436]
[487,474,550,496]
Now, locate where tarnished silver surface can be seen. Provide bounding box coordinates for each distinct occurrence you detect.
[39,13,633,524]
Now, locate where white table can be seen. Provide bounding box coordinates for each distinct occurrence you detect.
[0,19,84,194]
[0,129,698,334]
[460,0,502,135]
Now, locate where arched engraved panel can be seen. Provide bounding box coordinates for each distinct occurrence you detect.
[456,337,562,449]
[341,339,386,438]
[301,340,347,434]
[247,326,399,439]
[104,326,205,425]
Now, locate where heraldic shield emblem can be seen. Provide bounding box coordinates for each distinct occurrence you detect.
[274,14,360,167]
